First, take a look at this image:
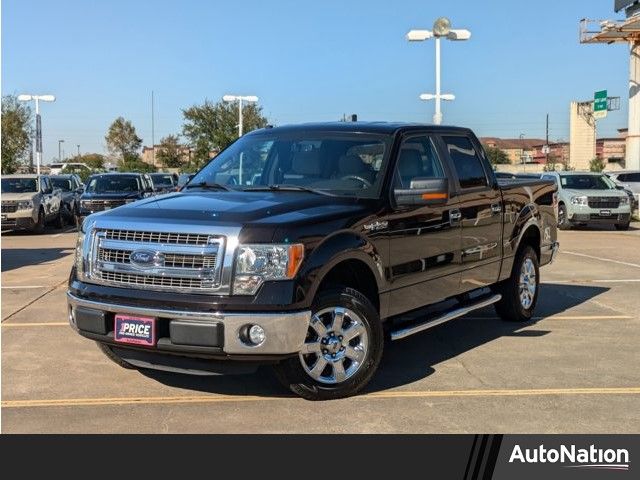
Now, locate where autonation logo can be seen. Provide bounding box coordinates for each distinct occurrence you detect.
[509,444,630,471]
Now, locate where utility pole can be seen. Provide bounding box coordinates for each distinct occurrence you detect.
[151,90,155,167]
[58,139,64,162]
[545,113,549,167]
[77,144,80,157]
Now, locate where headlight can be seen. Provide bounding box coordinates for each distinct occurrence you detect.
[570,195,588,206]
[233,244,304,295]
[74,230,86,280]
[619,195,629,205]
[17,200,34,210]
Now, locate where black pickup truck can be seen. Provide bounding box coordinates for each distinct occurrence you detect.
[68,123,558,400]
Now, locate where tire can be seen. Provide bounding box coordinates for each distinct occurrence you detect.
[274,287,383,400]
[615,222,630,231]
[557,203,571,230]
[54,210,65,229]
[494,245,540,322]
[95,342,136,369]
[31,208,45,234]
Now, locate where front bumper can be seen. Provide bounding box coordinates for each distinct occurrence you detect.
[67,291,310,357]
[1,212,37,230]
[567,205,631,224]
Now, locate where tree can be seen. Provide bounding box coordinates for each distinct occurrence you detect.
[1,95,32,174]
[589,157,606,172]
[482,144,510,165]
[105,117,142,160]
[156,134,183,168]
[118,153,156,173]
[182,100,268,168]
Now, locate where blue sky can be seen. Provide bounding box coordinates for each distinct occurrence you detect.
[1,0,631,162]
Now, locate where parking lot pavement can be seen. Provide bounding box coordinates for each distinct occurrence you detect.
[2,224,640,433]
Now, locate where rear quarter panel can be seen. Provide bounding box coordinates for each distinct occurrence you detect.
[498,179,557,281]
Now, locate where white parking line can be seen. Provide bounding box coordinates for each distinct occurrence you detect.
[563,251,640,269]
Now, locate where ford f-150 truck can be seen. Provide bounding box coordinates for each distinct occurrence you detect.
[67,123,558,400]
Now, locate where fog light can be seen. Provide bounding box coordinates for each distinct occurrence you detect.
[248,325,266,346]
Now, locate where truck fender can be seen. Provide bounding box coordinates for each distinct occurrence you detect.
[500,204,541,282]
[298,231,384,301]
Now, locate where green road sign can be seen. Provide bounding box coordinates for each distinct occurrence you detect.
[594,90,607,119]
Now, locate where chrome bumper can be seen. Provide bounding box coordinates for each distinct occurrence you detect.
[67,292,310,355]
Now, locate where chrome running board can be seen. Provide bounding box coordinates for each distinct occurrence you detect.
[390,294,502,341]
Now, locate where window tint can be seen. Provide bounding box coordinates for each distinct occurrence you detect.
[443,136,488,189]
[619,173,640,182]
[395,136,445,189]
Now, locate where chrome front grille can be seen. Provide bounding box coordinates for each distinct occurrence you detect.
[88,227,225,293]
[84,200,126,211]
[1,203,17,213]
[98,271,207,290]
[102,229,211,245]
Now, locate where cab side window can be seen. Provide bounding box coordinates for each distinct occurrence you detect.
[443,136,488,189]
[394,135,445,189]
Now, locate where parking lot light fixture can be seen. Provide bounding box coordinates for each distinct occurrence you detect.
[406,18,471,125]
[18,94,56,175]
[222,95,259,137]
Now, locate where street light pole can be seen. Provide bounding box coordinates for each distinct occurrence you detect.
[407,18,471,125]
[222,95,259,138]
[58,139,64,162]
[18,94,56,176]
[77,144,80,157]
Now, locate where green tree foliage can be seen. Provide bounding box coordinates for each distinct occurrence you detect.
[1,95,32,174]
[482,144,510,165]
[118,153,156,173]
[156,134,183,168]
[182,100,268,168]
[589,157,606,172]
[105,117,142,160]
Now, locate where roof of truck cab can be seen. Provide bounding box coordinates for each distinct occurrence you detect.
[247,122,473,136]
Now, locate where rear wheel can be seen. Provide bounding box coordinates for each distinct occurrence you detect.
[494,245,540,322]
[274,287,383,400]
[95,342,136,369]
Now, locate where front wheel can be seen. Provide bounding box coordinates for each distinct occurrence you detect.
[274,287,383,400]
[54,210,65,229]
[31,209,45,234]
[557,204,571,230]
[494,245,540,322]
[615,222,630,231]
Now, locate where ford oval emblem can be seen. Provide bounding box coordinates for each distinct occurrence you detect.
[130,249,164,268]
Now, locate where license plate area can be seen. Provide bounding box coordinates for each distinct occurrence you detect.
[114,314,156,346]
[599,209,612,216]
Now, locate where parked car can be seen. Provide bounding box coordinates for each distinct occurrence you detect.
[77,173,154,227]
[68,123,558,400]
[50,174,84,225]
[606,170,640,195]
[541,171,631,230]
[149,173,177,193]
[604,171,639,213]
[1,174,64,232]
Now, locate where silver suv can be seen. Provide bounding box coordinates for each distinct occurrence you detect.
[1,174,63,233]
[541,171,631,230]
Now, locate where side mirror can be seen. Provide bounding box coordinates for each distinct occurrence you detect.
[394,177,449,206]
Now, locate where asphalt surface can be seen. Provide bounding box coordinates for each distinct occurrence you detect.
[2,223,640,433]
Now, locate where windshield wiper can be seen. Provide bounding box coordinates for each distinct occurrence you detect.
[243,184,331,195]
[184,181,231,192]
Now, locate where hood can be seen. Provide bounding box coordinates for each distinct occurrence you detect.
[81,191,142,200]
[1,192,38,202]
[89,191,371,227]
[562,188,626,198]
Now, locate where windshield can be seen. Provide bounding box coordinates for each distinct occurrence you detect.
[560,174,616,190]
[1,178,38,193]
[51,178,73,191]
[151,174,175,187]
[86,176,140,193]
[190,132,391,198]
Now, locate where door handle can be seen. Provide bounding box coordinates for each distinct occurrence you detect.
[491,203,502,215]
